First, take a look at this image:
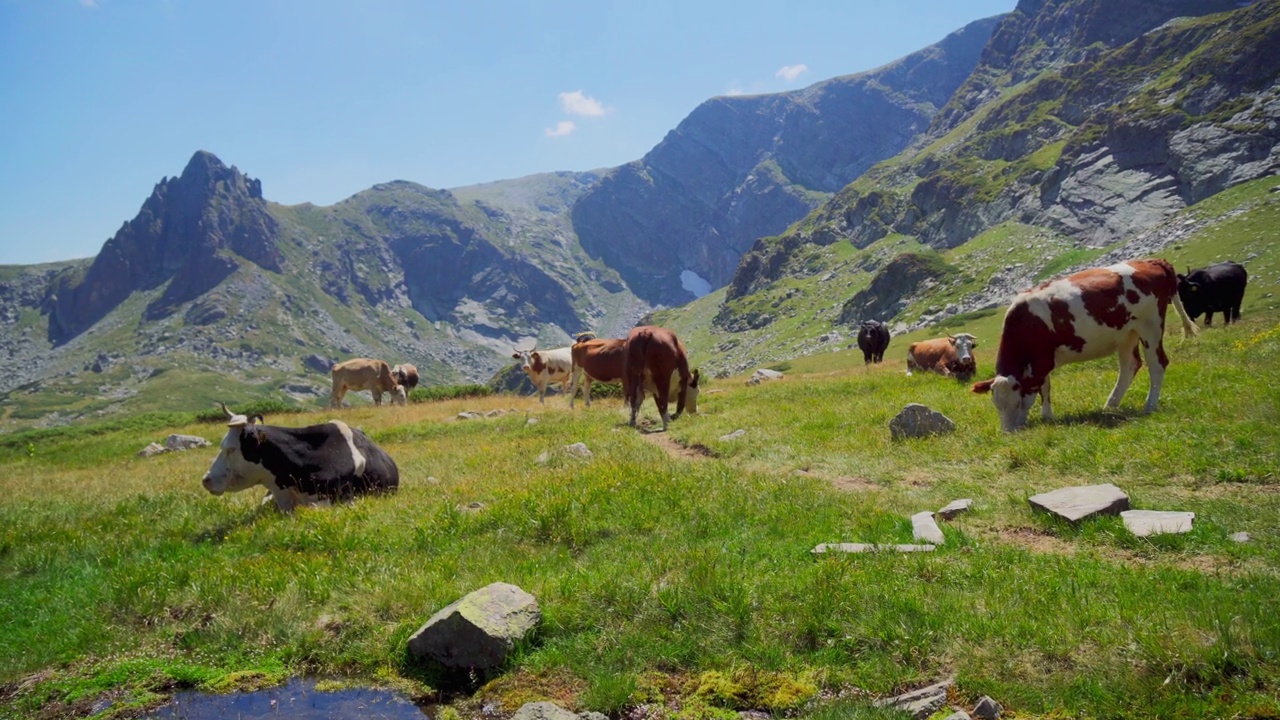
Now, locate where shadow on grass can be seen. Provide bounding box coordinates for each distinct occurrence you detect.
[191,502,275,545]
[1048,407,1140,429]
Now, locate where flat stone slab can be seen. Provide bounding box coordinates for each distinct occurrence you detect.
[937,498,973,520]
[812,543,936,554]
[874,679,953,719]
[719,429,746,441]
[1121,510,1194,537]
[911,512,945,544]
[1028,483,1129,523]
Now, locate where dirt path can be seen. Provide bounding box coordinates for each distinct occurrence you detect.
[639,431,716,460]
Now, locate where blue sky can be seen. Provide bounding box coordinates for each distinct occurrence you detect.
[0,0,1014,265]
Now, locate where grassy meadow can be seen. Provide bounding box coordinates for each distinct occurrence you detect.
[2,300,1279,719]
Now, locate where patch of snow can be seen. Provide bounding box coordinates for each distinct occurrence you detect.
[680,270,712,298]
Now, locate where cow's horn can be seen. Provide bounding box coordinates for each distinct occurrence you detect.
[220,402,233,419]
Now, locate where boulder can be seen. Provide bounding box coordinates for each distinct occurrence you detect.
[510,702,579,720]
[164,434,210,451]
[890,404,956,440]
[747,368,784,385]
[137,442,166,458]
[911,511,945,544]
[407,582,541,669]
[1028,483,1129,523]
[973,695,1003,720]
[874,679,953,719]
[303,354,334,374]
[937,498,973,520]
[1121,510,1194,537]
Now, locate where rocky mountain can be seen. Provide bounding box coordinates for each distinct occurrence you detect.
[721,0,1280,321]
[570,15,1002,305]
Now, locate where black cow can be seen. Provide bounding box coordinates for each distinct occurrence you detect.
[202,404,399,512]
[856,320,891,364]
[1177,261,1248,326]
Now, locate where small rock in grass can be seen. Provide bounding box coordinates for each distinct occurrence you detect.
[457,411,484,420]
[890,404,955,440]
[565,442,592,458]
[1230,531,1250,543]
[944,711,973,720]
[912,511,945,544]
[510,702,578,720]
[137,442,166,458]
[812,543,936,554]
[165,434,211,451]
[720,429,746,441]
[874,679,953,719]
[937,498,973,520]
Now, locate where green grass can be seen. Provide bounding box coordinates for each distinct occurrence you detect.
[2,303,1279,719]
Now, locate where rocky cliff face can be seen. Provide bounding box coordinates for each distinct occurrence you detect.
[727,0,1280,302]
[49,151,282,343]
[571,15,1002,306]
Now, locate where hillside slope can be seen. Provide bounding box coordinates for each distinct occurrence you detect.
[570,15,1002,305]
[686,0,1280,372]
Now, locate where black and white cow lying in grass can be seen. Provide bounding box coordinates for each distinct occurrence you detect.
[202,404,399,512]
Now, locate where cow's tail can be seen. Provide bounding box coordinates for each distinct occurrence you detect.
[1171,290,1199,338]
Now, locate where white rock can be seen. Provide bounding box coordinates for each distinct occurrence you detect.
[1121,510,1194,537]
[937,498,973,520]
[912,511,946,544]
[719,429,746,441]
[812,543,936,554]
[1029,483,1130,523]
[564,442,592,458]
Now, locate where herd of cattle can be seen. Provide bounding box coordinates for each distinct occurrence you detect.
[202,258,1247,510]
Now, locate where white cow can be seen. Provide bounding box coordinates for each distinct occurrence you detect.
[511,345,573,403]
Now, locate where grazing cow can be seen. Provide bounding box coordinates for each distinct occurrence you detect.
[857,320,891,364]
[972,258,1198,432]
[202,404,399,512]
[568,335,627,408]
[1177,261,1248,326]
[391,364,420,393]
[331,358,405,408]
[511,345,574,403]
[907,333,979,378]
[623,325,699,431]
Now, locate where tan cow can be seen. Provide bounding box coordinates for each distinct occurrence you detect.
[906,333,978,378]
[330,358,405,408]
[568,335,627,408]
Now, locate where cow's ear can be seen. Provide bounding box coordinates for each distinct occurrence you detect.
[949,336,958,346]
[972,379,994,394]
[691,368,700,387]
[531,351,541,361]
[511,352,521,360]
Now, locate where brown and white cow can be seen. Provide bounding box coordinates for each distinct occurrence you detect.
[906,333,978,378]
[568,335,627,408]
[972,258,1198,432]
[330,358,406,408]
[511,344,573,403]
[391,364,419,393]
[623,325,699,431]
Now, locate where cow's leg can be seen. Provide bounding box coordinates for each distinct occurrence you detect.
[584,378,593,407]
[537,382,547,404]
[653,373,672,431]
[568,369,580,408]
[1040,375,1054,422]
[1205,310,1214,327]
[1139,325,1169,414]
[1106,335,1142,408]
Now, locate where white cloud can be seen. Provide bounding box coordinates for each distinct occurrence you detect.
[725,87,745,96]
[558,90,609,117]
[544,120,577,138]
[80,0,99,7]
[775,64,809,82]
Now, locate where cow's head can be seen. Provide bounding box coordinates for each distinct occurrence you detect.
[1176,270,1205,319]
[202,404,277,495]
[949,333,978,364]
[972,375,1036,432]
[391,384,407,406]
[511,348,545,377]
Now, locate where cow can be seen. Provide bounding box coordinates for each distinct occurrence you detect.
[856,320,891,364]
[391,363,420,393]
[622,325,699,431]
[511,344,574,403]
[201,404,399,512]
[906,333,978,378]
[1177,261,1248,326]
[330,358,405,408]
[972,258,1198,432]
[568,334,627,408]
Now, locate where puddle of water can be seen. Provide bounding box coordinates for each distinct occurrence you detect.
[147,678,432,719]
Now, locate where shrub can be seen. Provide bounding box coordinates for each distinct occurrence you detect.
[409,384,492,403]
